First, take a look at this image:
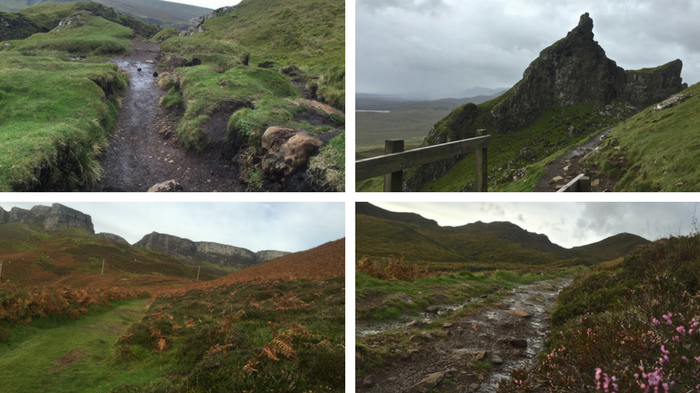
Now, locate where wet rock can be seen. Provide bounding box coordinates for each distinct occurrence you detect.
[362,375,375,388]
[153,71,159,77]
[147,180,183,192]
[137,67,142,72]
[550,176,564,184]
[508,310,531,318]
[433,293,452,303]
[425,305,440,313]
[384,293,414,304]
[261,127,322,177]
[467,383,481,392]
[408,371,444,393]
[510,339,528,348]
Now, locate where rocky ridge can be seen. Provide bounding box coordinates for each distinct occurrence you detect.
[134,231,290,270]
[179,6,236,37]
[0,203,95,233]
[405,13,686,191]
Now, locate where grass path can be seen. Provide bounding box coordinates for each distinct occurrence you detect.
[0,298,164,393]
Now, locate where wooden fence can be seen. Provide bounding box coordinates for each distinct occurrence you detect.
[557,174,591,192]
[356,134,491,192]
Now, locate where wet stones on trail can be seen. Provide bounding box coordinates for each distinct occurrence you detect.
[95,39,245,192]
[534,127,617,192]
[356,278,572,393]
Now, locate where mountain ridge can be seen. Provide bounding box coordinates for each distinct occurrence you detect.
[357,203,649,269]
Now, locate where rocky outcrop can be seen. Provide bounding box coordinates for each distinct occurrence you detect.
[96,232,129,245]
[406,13,686,190]
[179,6,236,37]
[0,12,41,41]
[261,127,323,178]
[135,232,289,270]
[0,206,8,224]
[255,250,291,262]
[3,204,94,234]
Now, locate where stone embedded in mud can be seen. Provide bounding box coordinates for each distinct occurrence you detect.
[490,354,504,364]
[508,310,531,318]
[147,179,183,192]
[510,339,528,348]
[261,127,323,177]
[424,305,440,313]
[408,371,444,393]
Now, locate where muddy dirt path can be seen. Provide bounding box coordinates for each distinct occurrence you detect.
[94,39,244,192]
[356,278,572,393]
[534,127,616,192]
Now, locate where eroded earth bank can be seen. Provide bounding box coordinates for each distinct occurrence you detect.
[357,278,572,393]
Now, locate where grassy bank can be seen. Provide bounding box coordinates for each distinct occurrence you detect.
[0,52,127,191]
[116,276,345,392]
[498,234,700,391]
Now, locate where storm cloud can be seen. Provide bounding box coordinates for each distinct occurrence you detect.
[357,0,700,99]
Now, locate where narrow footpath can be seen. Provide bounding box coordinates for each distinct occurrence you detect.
[94,39,244,192]
[357,278,571,393]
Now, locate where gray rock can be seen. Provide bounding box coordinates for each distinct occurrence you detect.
[510,339,528,348]
[362,375,375,388]
[96,232,129,245]
[147,179,183,192]
[490,354,504,364]
[425,305,440,313]
[408,371,444,393]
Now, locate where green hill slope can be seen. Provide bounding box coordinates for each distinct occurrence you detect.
[357,203,649,271]
[0,0,210,29]
[0,222,221,287]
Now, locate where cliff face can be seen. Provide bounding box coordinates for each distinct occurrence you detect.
[406,13,686,190]
[135,232,289,270]
[485,13,685,133]
[3,204,94,233]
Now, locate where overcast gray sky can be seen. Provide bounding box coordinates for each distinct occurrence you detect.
[357,0,700,98]
[165,0,240,10]
[0,202,344,253]
[371,202,699,249]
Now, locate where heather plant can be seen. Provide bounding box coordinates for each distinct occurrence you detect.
[498,234,700,392]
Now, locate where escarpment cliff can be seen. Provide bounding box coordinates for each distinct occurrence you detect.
[405,13,686,191]
[135,232,290,271]
[0,203,94,233]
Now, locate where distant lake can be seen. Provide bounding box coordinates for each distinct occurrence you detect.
[356,110,391,113]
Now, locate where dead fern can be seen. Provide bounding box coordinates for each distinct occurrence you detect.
[242,319,312,374]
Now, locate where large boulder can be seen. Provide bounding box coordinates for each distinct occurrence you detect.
[261,127,323,177]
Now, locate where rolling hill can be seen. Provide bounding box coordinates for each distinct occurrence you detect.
[356,203,649,270]
[0,0,210,29]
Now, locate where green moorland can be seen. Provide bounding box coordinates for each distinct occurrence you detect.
[0,277,345,392]
[158,0,345,190]
[0,0,210,29]
[497,234,700,391]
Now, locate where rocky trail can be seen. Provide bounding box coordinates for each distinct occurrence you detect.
[356,278,572,393]
[534,127,617,192]
[94,39,245,192]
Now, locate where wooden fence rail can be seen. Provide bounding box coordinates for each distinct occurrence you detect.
[356,134,491,192]
[557,174,591,192]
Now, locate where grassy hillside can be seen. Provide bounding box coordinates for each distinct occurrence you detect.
[498,234,700,391]
[581,82,700,191]
[0,223,220,288]
[158,0,345,191]
[356,205,649,272]
[0,0,211,29]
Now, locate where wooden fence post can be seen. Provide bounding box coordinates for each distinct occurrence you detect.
[384,140,404,192]
[475,130,488,192]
